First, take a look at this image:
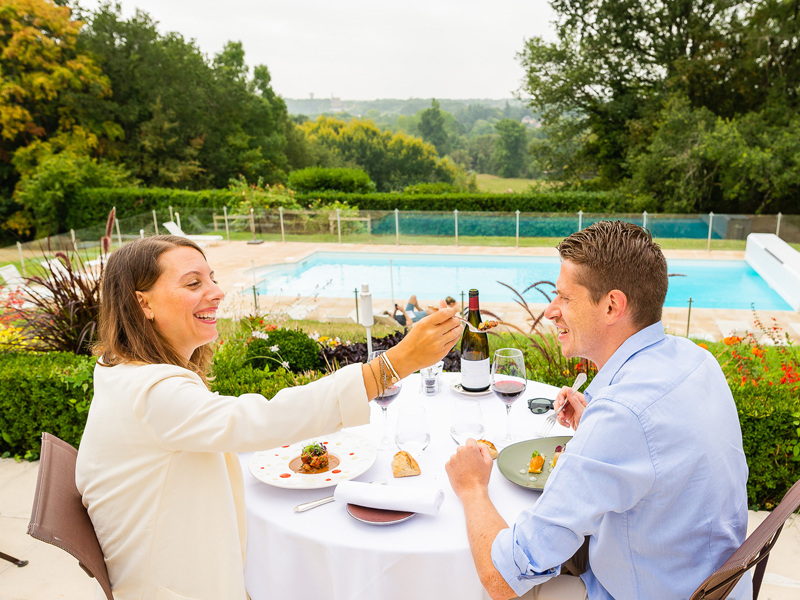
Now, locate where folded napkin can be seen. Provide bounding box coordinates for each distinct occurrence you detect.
[334,480,445,516]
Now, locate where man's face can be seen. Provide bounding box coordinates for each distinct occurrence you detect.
[544,260,608,363]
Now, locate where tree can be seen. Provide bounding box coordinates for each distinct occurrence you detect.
[300,116,459,191]
[493,119,528,178]
[0,0,111,241]
[418,99,449,156]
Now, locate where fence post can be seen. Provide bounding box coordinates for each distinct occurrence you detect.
[16,241,25,277]
[578,209,583,232]
[337,208,342,244]
[115,218,123,248]
[395,209,400,246]
[175,212,181,232]
[223,206,231,242]
[140,229,145,240]
[70,229,78,254]
[279,206,285,243]
[642,210,648,230]
[515,210,520,248]
[686,297,693,337]
[454,209,459,247]
[152,209,159,234]
[706,212,714,252]
[169,205,174,222]
[776,212,782,237]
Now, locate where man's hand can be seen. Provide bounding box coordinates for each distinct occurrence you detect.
[554,387,587,430]
[446,438,494,500]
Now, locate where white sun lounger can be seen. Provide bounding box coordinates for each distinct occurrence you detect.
[716,320,764,343]
[162,221,223,246]
[0,264,52,304]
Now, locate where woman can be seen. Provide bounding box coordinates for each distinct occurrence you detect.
[75,236,460,600]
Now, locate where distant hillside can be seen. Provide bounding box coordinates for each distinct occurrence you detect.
[283,97,530,117]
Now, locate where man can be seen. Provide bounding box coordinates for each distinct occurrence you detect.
[446,221,750,600]
[394,295,456,326]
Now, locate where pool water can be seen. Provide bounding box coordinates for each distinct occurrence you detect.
[254,253,792,311]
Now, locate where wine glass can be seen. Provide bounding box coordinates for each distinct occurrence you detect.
[369,349,403,451]
[491,348,527,448]
[395,405,430,455]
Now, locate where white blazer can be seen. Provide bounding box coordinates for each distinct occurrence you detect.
[76,361,370,600]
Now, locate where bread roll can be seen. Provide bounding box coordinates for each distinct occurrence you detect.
[392,450,421,478]
[476,439,498,460]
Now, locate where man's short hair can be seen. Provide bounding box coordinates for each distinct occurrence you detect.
[556,221,668,328]
[445,296,456,306]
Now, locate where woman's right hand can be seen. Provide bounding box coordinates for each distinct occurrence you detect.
[386,300,462,378]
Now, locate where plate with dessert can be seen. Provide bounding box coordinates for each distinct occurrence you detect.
[497,436,572,490]
[249,431,378,490]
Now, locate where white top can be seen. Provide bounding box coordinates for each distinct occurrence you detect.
[76,360,369,600]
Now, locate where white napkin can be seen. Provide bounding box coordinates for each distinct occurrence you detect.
[334,480,445,516]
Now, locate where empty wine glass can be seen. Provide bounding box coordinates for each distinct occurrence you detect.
[491,348,527,448]
[395,405,430,455]
[450,398,485,445]
[369,349,402,451]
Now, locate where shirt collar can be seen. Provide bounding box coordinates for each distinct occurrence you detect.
[584,321,666,402]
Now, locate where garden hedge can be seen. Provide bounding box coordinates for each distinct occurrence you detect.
[1,350,796,510]
[78,187,635,229]
[0,352,95,458]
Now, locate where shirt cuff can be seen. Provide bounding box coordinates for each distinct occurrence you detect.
[492,527,561,597]
[334,363,371,428]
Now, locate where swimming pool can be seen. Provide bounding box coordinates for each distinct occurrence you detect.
[253,252,793,310]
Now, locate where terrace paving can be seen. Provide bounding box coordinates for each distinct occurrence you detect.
[1,456,798,599]
[1,240,798,598]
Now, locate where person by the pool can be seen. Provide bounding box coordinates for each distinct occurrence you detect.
[445,221,749,600]
[393,295,456,326]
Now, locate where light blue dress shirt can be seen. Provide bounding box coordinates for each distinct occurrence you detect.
[492,322,751,599]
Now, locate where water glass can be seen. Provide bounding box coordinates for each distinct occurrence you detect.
[395,405,430,455]
[419,361,444,395]
[450,398,485,445]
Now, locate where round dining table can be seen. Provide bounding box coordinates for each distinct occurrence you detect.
[239,372,572,600]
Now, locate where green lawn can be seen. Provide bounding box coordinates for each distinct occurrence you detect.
[475,174,544,193]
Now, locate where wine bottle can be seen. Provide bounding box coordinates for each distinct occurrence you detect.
[460,288,490,392]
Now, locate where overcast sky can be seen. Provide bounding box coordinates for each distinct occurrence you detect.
[77,0,557,100]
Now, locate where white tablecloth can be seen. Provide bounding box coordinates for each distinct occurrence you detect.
[240,372,571,600]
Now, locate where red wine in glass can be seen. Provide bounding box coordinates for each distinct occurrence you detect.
[491,380,526,405]
[375,384,401,407]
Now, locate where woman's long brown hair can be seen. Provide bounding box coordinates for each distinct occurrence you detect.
[94,235,214,386]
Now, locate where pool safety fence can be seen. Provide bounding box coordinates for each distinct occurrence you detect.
[1,209,798,272]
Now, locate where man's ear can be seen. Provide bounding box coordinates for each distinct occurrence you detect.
[604,289,628,325]
[135,291,154,320]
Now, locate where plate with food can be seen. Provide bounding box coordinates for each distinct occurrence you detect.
[249,431,378,490]
[497,436,571,490]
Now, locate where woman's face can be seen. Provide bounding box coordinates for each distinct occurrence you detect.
[135,246,224,361]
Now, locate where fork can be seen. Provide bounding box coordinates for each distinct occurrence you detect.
[426,305,483,333]
[537,373,587,438]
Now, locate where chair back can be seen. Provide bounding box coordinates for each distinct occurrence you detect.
[691,478,800,599]
[27,433,114,600]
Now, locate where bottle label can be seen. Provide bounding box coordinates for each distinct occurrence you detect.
[461,357,490,390]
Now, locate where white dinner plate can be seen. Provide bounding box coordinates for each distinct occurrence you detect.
[449,378,493,397]
[249,431,378,490]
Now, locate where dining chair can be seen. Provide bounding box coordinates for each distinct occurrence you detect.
[690,477,800,599]
[27,433,114,600]
[0,551,28,567]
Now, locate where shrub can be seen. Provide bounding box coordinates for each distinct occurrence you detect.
[210,364,319,397]
[0,352,96,458]
[294,190,629,213]
[319,331,462,372]
[243,328,322,373]
[288,167,376,194]
[402,182,459,195]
